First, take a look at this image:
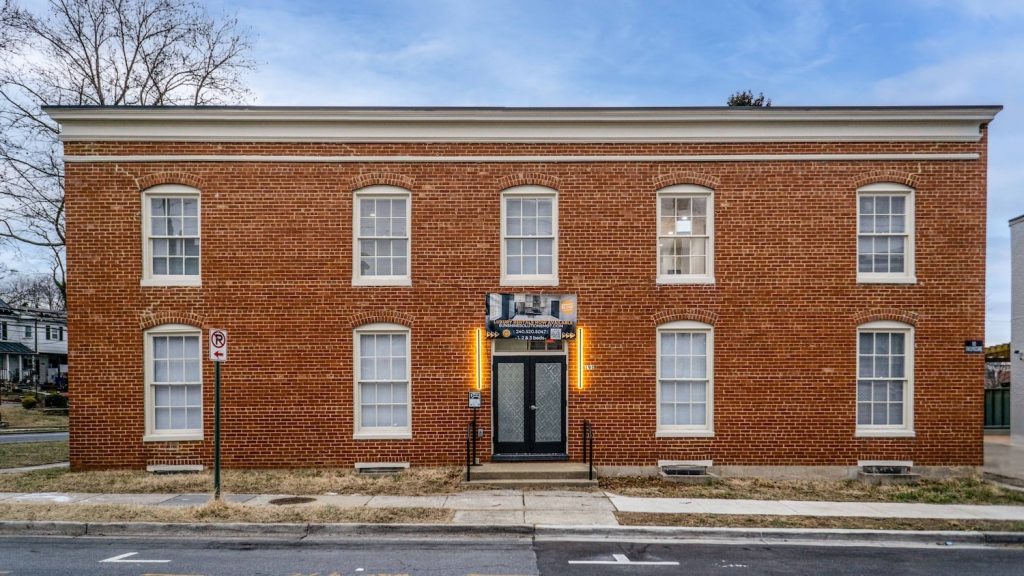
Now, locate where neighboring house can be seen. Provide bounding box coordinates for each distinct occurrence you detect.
[0,298,68,390]
[46,105,998,476]
[1012,214,1024,444]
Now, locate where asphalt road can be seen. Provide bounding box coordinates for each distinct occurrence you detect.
[0,432,68,444]
[2,536,1024,575]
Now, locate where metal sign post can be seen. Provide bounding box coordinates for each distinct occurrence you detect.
[208,329,228,500]
[468,391,481,465]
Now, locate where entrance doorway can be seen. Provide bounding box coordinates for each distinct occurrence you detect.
[492,354,567,458]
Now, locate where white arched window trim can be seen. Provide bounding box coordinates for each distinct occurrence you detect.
[353,322,413,440]
[352,185,413,287]
[855,320,915,437]
[143,323,203,442]
[500,185,559,287]
[656,320,714,437]
[141,184,202,287]
[856,182,916,284]
[657,184,715,285]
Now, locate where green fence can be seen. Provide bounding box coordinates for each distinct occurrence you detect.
[985,388,1011,429]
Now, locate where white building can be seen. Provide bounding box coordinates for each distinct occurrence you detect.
[0,298,67,389]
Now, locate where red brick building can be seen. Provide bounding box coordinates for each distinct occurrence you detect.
[46,105,999,477]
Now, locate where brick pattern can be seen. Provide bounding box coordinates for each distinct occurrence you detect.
[64,136,988,470]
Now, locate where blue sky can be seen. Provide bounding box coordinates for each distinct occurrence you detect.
[14,0,1024,342]
[221,0,1020,341]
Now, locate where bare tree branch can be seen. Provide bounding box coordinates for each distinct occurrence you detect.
[0,0,256,303]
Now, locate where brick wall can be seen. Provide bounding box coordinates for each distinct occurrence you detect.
[64,137,988,469]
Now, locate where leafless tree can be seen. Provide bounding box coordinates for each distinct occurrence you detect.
[0,269,63,309]
[0,0,256,302]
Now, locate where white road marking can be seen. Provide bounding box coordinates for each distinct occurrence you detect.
[569,553,680,566]
[100,552,171,563]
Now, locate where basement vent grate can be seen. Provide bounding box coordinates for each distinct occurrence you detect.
[661,465,709,476]
[861,465,911,475]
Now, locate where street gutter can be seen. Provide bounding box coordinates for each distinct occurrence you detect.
[1,521,1022,548]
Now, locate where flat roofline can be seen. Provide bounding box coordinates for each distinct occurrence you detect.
[43,105,1002,145]
[1011,213,1024,225]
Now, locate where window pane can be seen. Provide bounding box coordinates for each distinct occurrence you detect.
[691,382,706,402]
[891,196,905,213]
[184,258,200,275]
[888,381,903,401]
[538,256,552,275]
[857,380,871,401]
[155,385,170,407]
[888,403,903,425]
[168,258,184,275]
[523,199,537,217]
[183,239,200,256]
[361,403,377,427]
[507,239,522,256]
[151,198,166,217]
[182,199,198,217]
[872,403,887,425]
[690,403,707,425]
[857,403,870,425]
[538,199,552,216]
[507,199,521,217]
[507,256,522,275]
[859,196,873,215]
[156,408,171,430]
[187,408,201,429]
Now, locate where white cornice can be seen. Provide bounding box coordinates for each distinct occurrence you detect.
[61,153,980,164]
[43,106,1001,144]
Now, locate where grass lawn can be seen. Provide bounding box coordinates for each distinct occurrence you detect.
[3,466,465,495]
[616,512,1024,532]
[601,476,1024,506]
[0,441,68,469]
[0,405,68,430]
[0,501,451,524]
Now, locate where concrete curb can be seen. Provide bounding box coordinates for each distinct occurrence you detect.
[1,520,1022,546]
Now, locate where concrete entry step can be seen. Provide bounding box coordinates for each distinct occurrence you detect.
[465,462,596,487]
[464,478,599,489]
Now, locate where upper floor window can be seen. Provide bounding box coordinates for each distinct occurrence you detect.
[857,183,915,284]
[501,186,558,286]
[142,184,201,287]
[657,185,714,284]
[856,320,914,437]
[143,324,203,442]
[353,186,411,286]
[656,320,714,437]
[0,321,6,341]
[24,325,32,338]
[354,323,412,439]
[46,326,64,341]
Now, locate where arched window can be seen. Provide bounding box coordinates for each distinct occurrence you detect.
[142,184,201,286]
[656,320,714,437]
[857,183,915,284]
[353,185,412,286]
[353,323,412,439]
[143,324,203,441]
[856,320,915,436]
[657,184,714,284]
[501,185,558,286]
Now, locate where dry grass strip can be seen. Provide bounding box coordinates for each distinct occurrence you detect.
[615,512,1024,532]
[0,501,451,524]
[3,466,463,495]
[601,476,1024,506]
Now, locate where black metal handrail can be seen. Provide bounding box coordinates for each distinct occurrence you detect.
[582,420,595,481]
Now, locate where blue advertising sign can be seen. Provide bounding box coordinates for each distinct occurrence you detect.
[486,293,577,341]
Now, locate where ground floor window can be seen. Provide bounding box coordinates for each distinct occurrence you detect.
[354,323,411,439]
[143,324,202,441]
[856,321,914,437]
[656,320,714,437]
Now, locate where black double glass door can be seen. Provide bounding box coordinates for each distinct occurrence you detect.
[493,356,567,456]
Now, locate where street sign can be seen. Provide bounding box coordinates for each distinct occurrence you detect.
[209,329,228,362]
[964,340,984,354]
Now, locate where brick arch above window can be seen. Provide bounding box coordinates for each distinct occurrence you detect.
[138,310,206,331]
[136,172,206,192]
[495,172,561,191]
[348,309,415,329]
[852,308,918,327]
[349,172,416,192]
[852,170,919,189]
[652,308,719,327]
[652,171,720,190]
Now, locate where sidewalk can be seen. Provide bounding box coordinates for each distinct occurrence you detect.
[4,489,1024,526]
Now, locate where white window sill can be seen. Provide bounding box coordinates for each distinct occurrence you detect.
[855,428,916,438]
[143,433,203,443]
[857,275,917,285]
[352,277,412,287]
[500,276,559,287]
[656,429,715,438]
[657,275,716,285]
[353,431,412,441]
[141,277,202,287]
